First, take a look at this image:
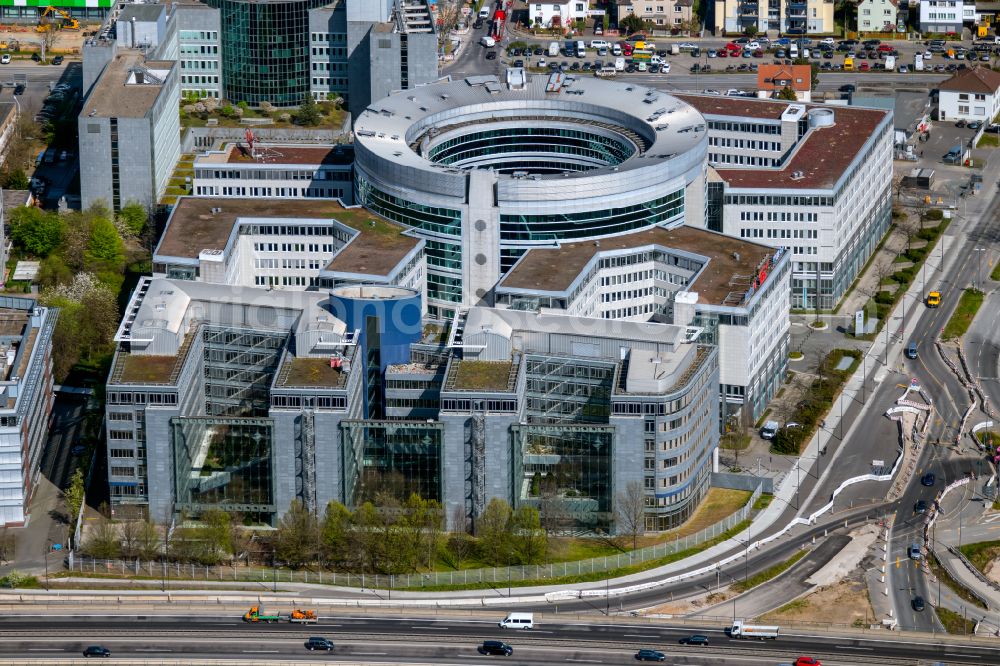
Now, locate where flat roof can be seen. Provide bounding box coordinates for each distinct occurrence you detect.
[156,197,420,277]
[84,52,174,119]
[275,357,349,388]
[449,359,515,392]
[676,94,889,190]
[117,355,178,384]
[500,225,776,306]
[196,143,353,166]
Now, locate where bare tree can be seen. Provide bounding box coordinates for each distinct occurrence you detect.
[119,520,141,558]
[539,492,571,536]
[0,529,13,563]
[446,533,474,569]
[614,481,647,550]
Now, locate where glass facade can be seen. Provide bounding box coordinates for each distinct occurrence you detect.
[512,424,614,531]
[355,174,463,237]
[207,0,328,106]
[500,190,684,243]
[524,356,615,424]
[427,127,636,171]
[201,327,286,417]
[171,416,275,518]
[341,420,444,505]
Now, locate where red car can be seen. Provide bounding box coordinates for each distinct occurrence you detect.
[752,49,764,58]
[718,49,728,57]
[619,41,633,56]
[795,658,821,666]
[859,62,870,71]
[877,44,893,52]
[723,43,742,56]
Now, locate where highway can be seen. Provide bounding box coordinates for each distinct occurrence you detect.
[0,614,996,665]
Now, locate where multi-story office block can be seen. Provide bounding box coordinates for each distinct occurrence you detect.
[79,52,180,211]
[0,300,56,526]
[191,143,354,202]
[353,74,709,321]
[491,225,790,424]
[679,95,893,311]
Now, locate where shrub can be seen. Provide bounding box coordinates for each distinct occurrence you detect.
[925,208,944,221]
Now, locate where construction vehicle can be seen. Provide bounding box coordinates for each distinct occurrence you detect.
[289,609,318,624]
[926,291,941,308]
[0,39,18,51]
[243,606,282,623]
[36,6,79,33]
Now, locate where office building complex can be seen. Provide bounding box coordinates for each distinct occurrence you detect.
[679,95,893,311]
[353,74,709,321]
[0,299,57,526]
[79,51,181,211]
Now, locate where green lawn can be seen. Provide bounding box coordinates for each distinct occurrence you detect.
[730,549,807,593]
[928,553,988,610]
[992,259,1000,282]
[958,540,1000,574]
[978,134,999,148]
[936,606,976,634]
[942,289,985,340]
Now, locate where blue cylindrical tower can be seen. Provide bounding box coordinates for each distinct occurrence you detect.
[329,285,422,418]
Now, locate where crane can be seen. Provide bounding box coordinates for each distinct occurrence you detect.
[36,6,79,32]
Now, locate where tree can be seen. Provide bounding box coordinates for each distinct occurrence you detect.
[744,24,758,38]
[3,168,28,190]
[445,533,474,569]
[539,491,571,536]
[201,508,233,558]
[321,501,353,567]
[119,519,142,558]
[614,480,647,550]
[512,505,547,564]
[85,520,121,559]
[776,85,798,101]
[9,206,62,257]
[273,500,319,568]
[87,216,125,263]
[0,529,13,563]
[620,14,647,36]
[294,95,322,126]
[137,520,162,560]
[118,202,149,237]
[476,498,513,566]
[64,468,85,537]
[352,501,385,573]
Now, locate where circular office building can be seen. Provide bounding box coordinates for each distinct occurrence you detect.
[353,73,709,320]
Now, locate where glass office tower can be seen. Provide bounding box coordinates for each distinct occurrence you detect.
[206,0,328,106]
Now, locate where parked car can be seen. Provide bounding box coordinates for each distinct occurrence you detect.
[0,54,9,65]
[31,52,40,62]
[969,120,983,130]
[52,55,63,65]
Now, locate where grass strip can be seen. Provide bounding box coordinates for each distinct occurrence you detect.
[928,552,988,610]
[729,548,807,593]
[942,288,984,340]
[936,606,976,634]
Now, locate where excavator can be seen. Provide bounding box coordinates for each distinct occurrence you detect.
[36,6,79,33]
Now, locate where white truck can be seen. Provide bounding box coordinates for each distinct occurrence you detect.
[729,620,779,640]
[914,53,924,71]
[614,57,625,71]
[548,41,560,57]
[884,55,895,71]
[481,35,495,48]
[576,40,586,58]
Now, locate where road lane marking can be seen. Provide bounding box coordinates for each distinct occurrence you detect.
[565,660,603,664]
[134,649,171,652]
[242,650,280,653]
[27,649,64,651]
[835,646,874,650]
[353,652,387,655]
[623,634,658,638]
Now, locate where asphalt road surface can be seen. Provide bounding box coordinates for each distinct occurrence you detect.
[0,614,996,665]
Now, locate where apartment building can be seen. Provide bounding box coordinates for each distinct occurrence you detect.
[713,0,834,35]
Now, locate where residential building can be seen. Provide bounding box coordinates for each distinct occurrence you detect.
[856,0,901,33]
[757,64,812,102]
[712,0,834,35]
[678,95,894,312]
[78,52,181,211]
[527,1,590,29]
[918,0,967,33]
[191,143,354,203]
[619,0,695,30]
[0,299,57,526]
[938,67,1000,121]
[352,74,708,321]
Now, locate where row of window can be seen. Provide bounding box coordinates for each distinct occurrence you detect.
[310,47,347,58]
[108,392,178,405]
[253,242,333,253]
[739,211,819,223]
[181,60,219,70]
[709,153,777,167]
[196,168,351,181]
[254,258,326,270]
[254,275,310,287]
[181,75,220,85]
[708,120,782,135]
[180,30,218,41]
[708,137,782,151]
[194,185,345,199]
[310,32,347,43]
[180,44,219,55]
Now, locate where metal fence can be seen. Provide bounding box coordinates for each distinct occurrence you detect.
[68,484,761,590]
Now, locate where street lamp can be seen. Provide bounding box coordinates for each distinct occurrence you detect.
[43,541,50,591]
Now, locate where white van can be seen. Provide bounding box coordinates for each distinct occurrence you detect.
[481,35,495,48]
[612,43,622,56]
[614,57,625,71]
[548,41,559,57]
[576,40,586,57]
[590,39,609,50]
[478,6,491,19]
[789,43,799,58]
[499,612,534,629]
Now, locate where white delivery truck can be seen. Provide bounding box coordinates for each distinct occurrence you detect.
[729,620,779,640]
[481,35,495,48]
[614,57,625,71]
[671,43,680,55]
[499,612,534,629]
[884,55,895,71]
[576,40,586,57]
[548,41,560,57]
[914,53,924,71]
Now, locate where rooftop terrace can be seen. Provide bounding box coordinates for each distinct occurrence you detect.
[196,143,353,166]
[445,358,518,393]
[274,356,349,389]
[499,225,776,306]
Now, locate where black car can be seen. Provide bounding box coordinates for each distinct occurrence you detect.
[839,84,856,93]
[915,499,929,514]
[485,50,496,60]
[13,84,24,96]
[678,634,709,646]
[52,55,64,65]
[473,19,484,29]
[479,640,513,656]
[31,52,40,62]
[912,595,926,612]
[83,646,112,658]
[533,47,543,56]
[304,637,334,651]
[513,59,524,67]
[921,473,936,486]
[635,649,666,661]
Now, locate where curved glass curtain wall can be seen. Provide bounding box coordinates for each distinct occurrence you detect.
[206,0,329,106]
[426,127,637,171]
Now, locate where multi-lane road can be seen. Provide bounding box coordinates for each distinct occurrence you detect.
[0,613,997,665]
